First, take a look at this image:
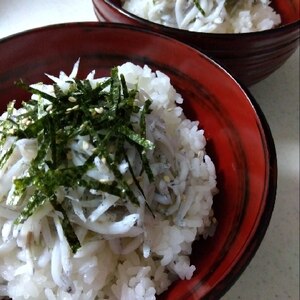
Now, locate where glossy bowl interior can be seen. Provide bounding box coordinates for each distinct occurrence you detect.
[0,23,277,299]
[92,0,300,86]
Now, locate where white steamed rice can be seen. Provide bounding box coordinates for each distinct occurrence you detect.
[122,0,281,33]
[0,62,218,300]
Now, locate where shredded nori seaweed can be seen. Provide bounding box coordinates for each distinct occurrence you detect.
[0,66,155,253]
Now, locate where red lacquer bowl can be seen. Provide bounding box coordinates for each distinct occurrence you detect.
[0,23,277,299]
[92,0,300,86]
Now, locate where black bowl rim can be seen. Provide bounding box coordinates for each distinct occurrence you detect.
[0,22,278,299]
[99,0,300,38]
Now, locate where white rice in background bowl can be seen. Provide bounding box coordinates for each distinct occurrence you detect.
[122,0,281,33]
[0,61,218,300]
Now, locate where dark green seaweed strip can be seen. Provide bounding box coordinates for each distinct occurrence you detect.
[15,80,58,103]
[118,125,155,150]
[120,74,129,98]
[0,145,14,169]
[50,196,81,254]
[140,99,152,137]
[14,191,48,224]
[193,0,206,16]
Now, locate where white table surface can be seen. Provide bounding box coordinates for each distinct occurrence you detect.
[0,1,299,299]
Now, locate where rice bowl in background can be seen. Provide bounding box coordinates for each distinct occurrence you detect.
[0,23,277,299]
[122,0,281,33]
[93,0,300,86]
